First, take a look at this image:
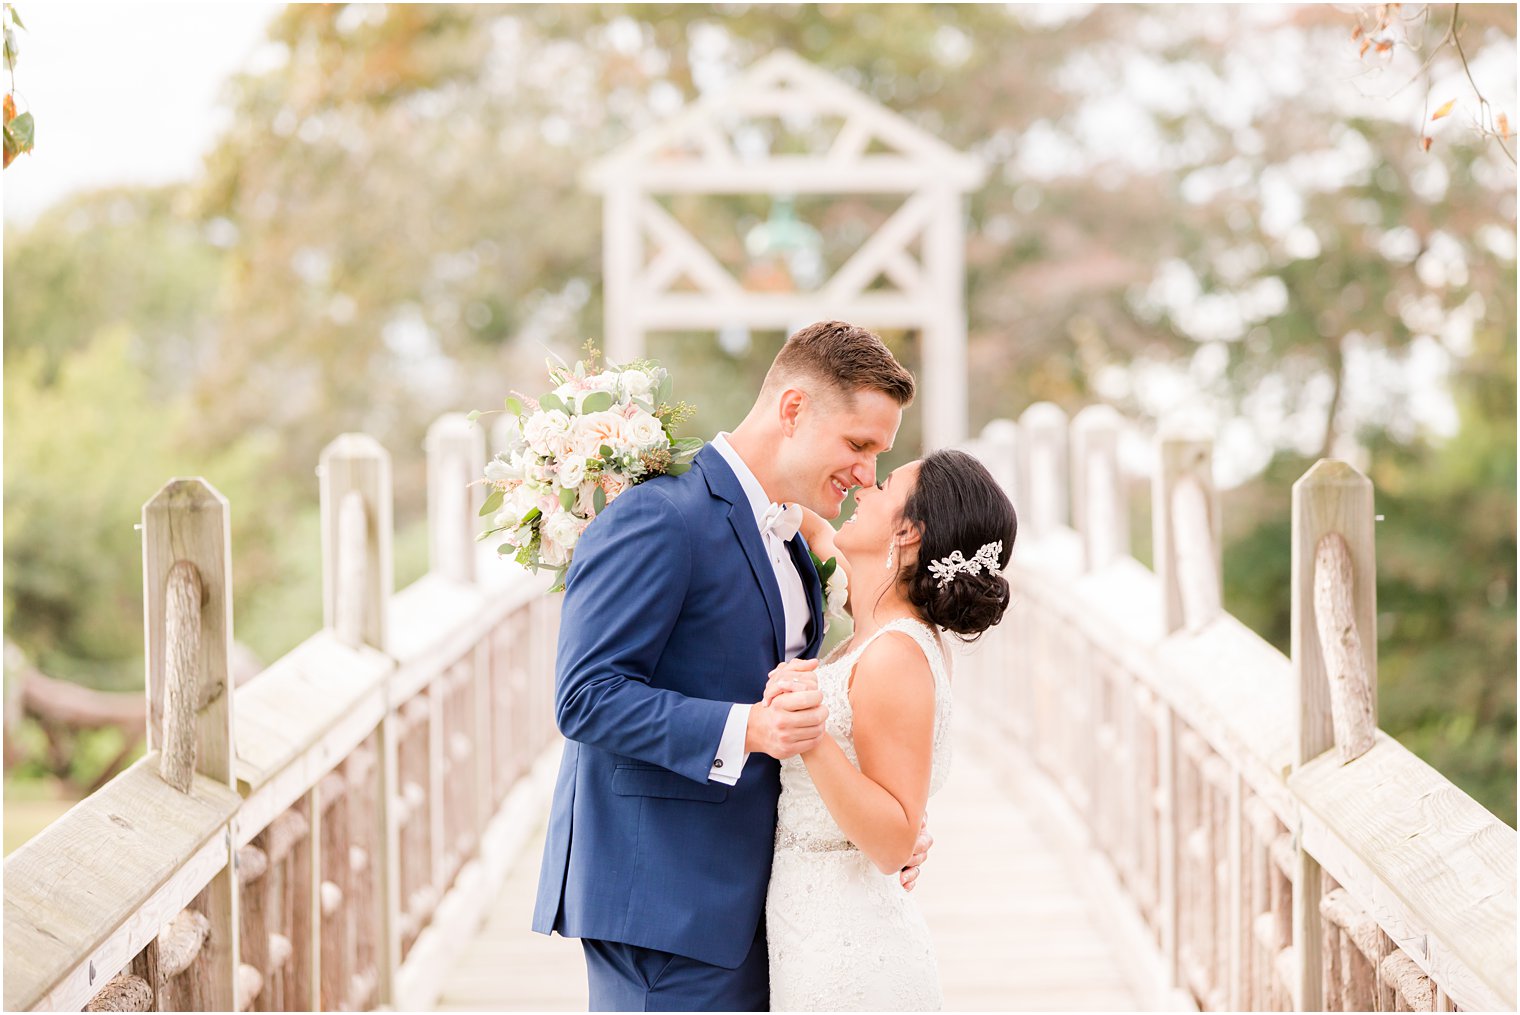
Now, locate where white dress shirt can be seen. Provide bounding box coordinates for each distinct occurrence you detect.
[707,432,811,785]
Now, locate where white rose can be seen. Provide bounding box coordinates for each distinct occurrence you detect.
[586,371,621,393]
[523,409,571,455]
[510,484,541,516]
[620,369,655,401]
[557,457,586,489]
[538,537,569,567]
[623,410,666,450]
[542,509,584,553]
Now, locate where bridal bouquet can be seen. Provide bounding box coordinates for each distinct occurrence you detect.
[473,346,701,590]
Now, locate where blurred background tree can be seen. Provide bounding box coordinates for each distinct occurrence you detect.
[4,4,1513,830]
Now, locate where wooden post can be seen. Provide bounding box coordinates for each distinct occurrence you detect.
[1071,405,1129,571]
[141,477,239,1011]
[979,418,1020,505]
[318,434,393,652]
[1290,458,1377,1012]
[922,184,969,451]
[425,413,485,584]
[604,182,642,363]
[1018,402,1069,539]
[1154,432,1220,635]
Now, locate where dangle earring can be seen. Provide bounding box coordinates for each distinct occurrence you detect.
[885,541,896,571]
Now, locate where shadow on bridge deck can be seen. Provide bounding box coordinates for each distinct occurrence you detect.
[434,715,1149,1012]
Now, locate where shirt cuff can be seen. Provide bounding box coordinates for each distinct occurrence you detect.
[709,703,752,785]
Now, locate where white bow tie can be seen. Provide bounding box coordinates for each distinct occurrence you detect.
[761,502,803,543]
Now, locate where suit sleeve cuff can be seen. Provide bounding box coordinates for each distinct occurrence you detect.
[708,703,752,785]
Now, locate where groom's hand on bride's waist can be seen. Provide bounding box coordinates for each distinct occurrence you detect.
[745,660,828,759]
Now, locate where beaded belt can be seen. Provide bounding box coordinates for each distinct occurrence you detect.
[775,829,859,853]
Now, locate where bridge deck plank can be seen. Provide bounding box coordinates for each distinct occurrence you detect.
[434,728,1147,1011]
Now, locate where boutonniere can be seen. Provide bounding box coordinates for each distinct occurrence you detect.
[809,550,850,630]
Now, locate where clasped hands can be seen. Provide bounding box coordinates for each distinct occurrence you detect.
[744,657,827,760]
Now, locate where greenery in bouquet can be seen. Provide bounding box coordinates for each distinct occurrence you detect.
[471,344,702,591]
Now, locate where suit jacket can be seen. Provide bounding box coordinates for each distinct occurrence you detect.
[531,443,825,968]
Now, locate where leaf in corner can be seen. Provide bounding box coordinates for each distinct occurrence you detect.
[9,110,32,150]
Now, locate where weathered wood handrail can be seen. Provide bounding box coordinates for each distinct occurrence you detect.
[960,411,1516,1013]
[4,421,560,1012]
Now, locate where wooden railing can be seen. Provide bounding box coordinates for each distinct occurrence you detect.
[3,414,561,1012]
[957,405,1517,1013]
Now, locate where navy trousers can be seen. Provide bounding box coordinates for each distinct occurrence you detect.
[581,918,768,1012]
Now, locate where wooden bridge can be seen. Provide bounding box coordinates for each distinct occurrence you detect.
[4,405,1515,1012]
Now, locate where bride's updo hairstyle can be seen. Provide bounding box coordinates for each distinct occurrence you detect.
[897,449,1018,641]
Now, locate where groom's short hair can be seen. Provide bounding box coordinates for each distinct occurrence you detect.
[762,320,915,408]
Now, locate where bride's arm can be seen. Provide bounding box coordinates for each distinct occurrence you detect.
[798,633,932,875]
[797,505,853,589]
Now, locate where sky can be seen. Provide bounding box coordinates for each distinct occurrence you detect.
[2,3,279,224]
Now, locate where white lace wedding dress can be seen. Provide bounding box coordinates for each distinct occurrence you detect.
[766,617,953,1012]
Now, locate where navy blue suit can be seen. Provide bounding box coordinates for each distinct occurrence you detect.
[532,443,824,1010]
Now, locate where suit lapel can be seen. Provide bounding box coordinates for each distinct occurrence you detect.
[791,534,825,659]
[699,446,787,662]
[726,503,787,661]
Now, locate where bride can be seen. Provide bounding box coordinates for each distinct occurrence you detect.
[762,448,1018,1012]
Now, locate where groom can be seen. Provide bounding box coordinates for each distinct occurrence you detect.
[532,321,924,1011]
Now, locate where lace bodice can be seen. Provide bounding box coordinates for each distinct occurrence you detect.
[767,616,952,1011]
[775,616,954,853]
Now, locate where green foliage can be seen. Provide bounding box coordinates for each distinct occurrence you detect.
[3,330,280,688]
[3,186,226,383]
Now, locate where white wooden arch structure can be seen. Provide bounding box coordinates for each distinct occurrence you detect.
[582,51,986,450]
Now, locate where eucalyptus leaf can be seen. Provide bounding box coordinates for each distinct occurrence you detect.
[581,390,614,414]
[667,461,691,476]
[656,373,672,405]
[479,487,504,517]
[540,392,566,414]
[505,396,523,415]
[559,486,576,511]
[466,409,481,422]
[599,444,614,459]
[592,485,607,514]
[497,543,516,555]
